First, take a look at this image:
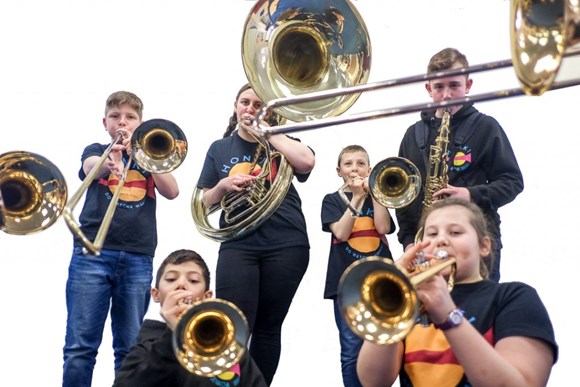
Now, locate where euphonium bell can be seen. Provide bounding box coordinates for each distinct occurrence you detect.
[0,151,67,234]
[337,254,455,344]
[173,299,249,377]
[242,0,371,122]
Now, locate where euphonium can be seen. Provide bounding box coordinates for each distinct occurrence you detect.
[415,108,451,243]
[191,125,295,242]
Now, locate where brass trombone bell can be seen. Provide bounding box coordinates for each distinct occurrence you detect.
[368,157,421,209]
[64,119,187,255]
[242,0,371,122]
[132,119,188,173]
[252,0,580,136]
[338,255,456,344]
[337,157,421,215]
[173,299,249,377]
[0,151,67,235]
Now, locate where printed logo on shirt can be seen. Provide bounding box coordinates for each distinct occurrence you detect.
[99,167,155,209]
[449,145,472,172]
[402,314,493,386]
[342,211,385,259]
[228,155,278,182]
[209,363,241,386]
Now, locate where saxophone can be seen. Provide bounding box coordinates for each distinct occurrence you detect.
[415,108,451,243]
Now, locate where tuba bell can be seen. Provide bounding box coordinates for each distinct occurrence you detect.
[241,0,371,122]
[192,0,371,242]
[0,151,67,234]
[173,299,249,377]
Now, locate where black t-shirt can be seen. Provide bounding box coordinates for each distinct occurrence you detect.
[321,191,396,299]
[197,131,311,251]
[75,143,158,256]
[396,280,558,386]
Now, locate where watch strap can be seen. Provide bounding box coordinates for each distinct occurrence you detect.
[435,308,464,331]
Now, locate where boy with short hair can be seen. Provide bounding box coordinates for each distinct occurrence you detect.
[321,144,396,387]
[113,249,268,387]
[395,48,524,281]
[62,91,180,387]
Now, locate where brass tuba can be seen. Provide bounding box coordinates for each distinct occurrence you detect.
[337,252,456,344]
[173,299,249,377]
[0,151,67,234]
[192,0,371,242]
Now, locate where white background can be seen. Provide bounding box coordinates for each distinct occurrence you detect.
[1,1,576,386]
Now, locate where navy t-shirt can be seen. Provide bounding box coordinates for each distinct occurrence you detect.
[321,191,396,299]
[396,280,558,386]
[197,131,311,251]
[75,143,158,256]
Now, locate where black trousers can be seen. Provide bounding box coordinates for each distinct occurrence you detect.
[216,246,309,385]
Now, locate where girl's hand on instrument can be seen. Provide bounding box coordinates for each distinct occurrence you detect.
[396,240,431,273]
[225,173,256,193]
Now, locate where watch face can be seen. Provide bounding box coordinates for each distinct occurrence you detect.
[450,310,463,324]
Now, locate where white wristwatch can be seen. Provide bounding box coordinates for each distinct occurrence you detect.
[435,308,464,331]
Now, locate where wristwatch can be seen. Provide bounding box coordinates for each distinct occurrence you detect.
[435,308,464,331]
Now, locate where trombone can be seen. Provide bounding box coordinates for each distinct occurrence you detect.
[251,0,580,136]
[338,157,421,215]
[64,119,187,255]
[0,151,67,234]
[337,252,456,345]
[173,299,249,377]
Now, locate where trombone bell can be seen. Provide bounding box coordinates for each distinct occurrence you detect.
[369,157,421,209]
[511,0,580,96]
[173,299,249,377]
[0,151,67,234]
[132,119,188,173]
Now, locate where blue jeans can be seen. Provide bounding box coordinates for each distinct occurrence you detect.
[333,299,363,387]
[62,247,153,387]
